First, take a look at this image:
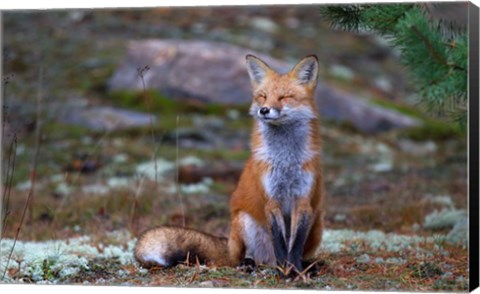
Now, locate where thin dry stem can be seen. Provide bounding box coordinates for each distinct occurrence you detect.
[129,65,160,230]
[27,67,44,222]
[1,67,43,280]
[137,65,159,183]
[49,125,116,237]
[175,114,186,227]
[1,73,15,240]
[129,175,145,231]
[1,134,17,236]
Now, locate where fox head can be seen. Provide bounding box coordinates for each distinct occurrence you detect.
[245,55,319,125]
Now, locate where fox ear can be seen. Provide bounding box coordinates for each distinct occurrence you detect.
[290,55,319,86]
[246,54,272,86]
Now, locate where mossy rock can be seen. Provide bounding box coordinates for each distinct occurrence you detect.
[370,99,465,141]
[400,120,464,142]
[106,90,233,116]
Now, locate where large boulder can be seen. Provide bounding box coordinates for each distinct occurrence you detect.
[108,39,420,133]
[59,104,157,132]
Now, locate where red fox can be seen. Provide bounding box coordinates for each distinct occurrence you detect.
[135,55,324,274]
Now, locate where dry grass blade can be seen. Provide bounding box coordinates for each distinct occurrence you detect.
[195,255,200,268]
[137,65,159,183]
[1,67,43,280]
[294,260,318,282]
[49,124,116,236]
[129,175,146,231]
[27,66,44,222]
[175,114,186,227]
[188,255,201,284]
[184,251,191,267]
[132,65,164,233]
[276,263,296,279]
[1,134,17,237]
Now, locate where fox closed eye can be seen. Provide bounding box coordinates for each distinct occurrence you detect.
[279,96,296,105]
[256,94,267,103]
[279,95,293,101]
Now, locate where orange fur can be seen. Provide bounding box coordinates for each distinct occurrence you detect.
[229,54,324,269]
[135,55,324,272]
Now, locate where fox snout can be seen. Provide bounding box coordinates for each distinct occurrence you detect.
[259,107,270,115]
[258,106,281,121]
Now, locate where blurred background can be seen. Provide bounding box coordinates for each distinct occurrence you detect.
[0,4,469,290]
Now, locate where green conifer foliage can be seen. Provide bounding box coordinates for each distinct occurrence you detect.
[321,4,468,130]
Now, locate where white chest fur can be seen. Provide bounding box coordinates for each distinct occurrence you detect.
[254,120,316,214]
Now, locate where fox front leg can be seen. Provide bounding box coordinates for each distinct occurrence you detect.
[287,197,313,272]
[265,200,289,267]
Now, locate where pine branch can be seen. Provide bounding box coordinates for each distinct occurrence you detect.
[360,4,414,35]
[409,25,448,67]
[320,5,363,32]
[320,3,468,129]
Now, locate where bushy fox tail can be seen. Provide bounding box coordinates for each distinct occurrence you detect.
[134,225,231,268]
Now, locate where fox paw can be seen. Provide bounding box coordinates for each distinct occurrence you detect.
[238,258,256,273]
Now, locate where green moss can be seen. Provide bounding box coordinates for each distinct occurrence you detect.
[400,120,465,142]
[409,262,443,279]
[207,149,251,161]
[370,99,465,141]
[140,144,250,163]
[370,99,425,119]
[42,257,59,280]
[106,90,237,117]
[207,267,240,279]
[106,90,176,113]
[42,122,90,140]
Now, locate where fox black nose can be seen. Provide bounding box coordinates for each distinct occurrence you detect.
[259,107,270,115]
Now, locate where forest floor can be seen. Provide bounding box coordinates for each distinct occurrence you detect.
[1,6,469,292]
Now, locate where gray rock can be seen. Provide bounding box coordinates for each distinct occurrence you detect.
[385,257,406,264]
[59,106,157,131]
[249,17,279,33]
[192,115,225,130]
[425,195,454,209]
[398,139,437,156]
[446,216,468,247]
[199,281,214,288]
[329,64,355,81]
[108,39,421,133]
[316,85,420,133]
[356,253,371,263]
[423,208,467,230]
[333,213,347,222]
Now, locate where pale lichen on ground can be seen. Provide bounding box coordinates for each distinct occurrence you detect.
[0,228,462,285]
[0,230,138,283]
[320,229,443,253]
